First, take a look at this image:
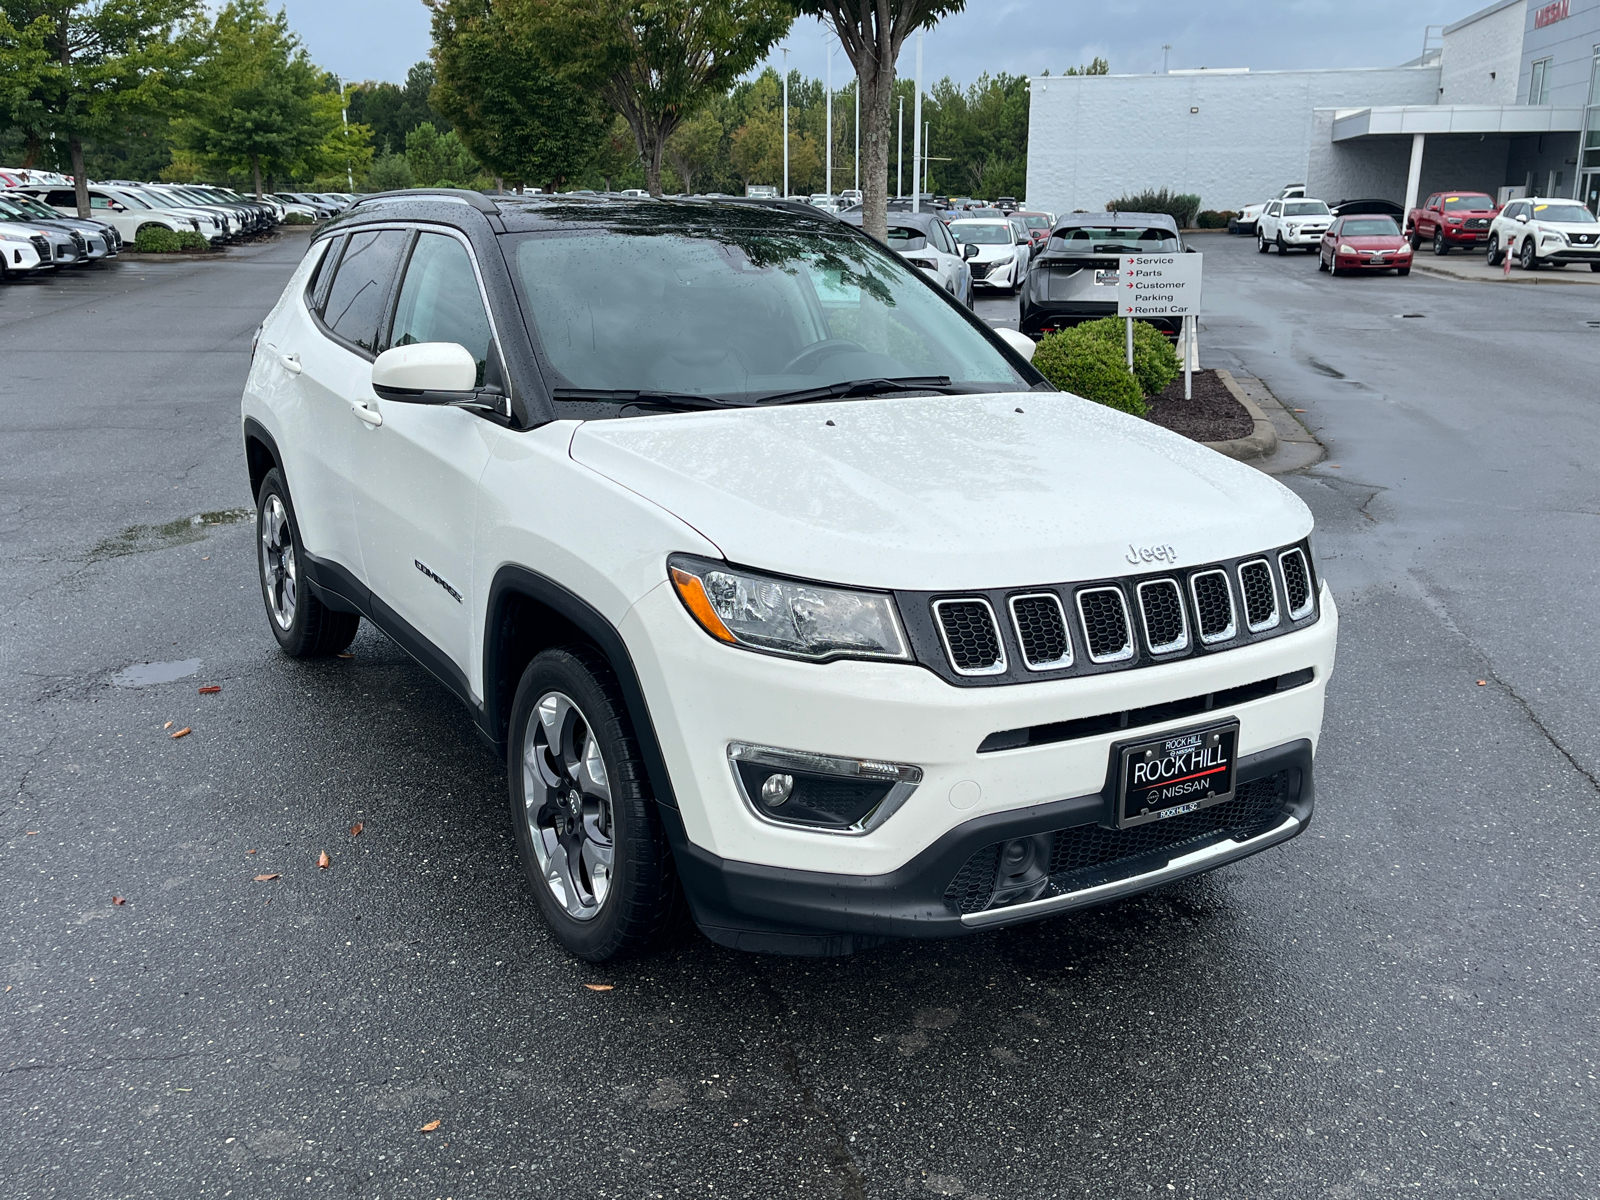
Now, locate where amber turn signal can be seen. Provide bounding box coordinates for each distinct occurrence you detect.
[670,567,736,643]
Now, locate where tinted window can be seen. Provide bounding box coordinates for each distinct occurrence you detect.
[387,233,494,386]
[304,236,341,315]
[322,229,408,353]
[884,225,930,251]
[930,221,954,254]
[1283,201,1330,216]
[45,190,75,207]
[1052,226,1179,253]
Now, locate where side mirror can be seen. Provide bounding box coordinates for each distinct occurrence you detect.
[1516,213,1528,223]
[111,202,125,212]
[994,326,1036,362]
[372,342,478,403]
[963,242,980,260]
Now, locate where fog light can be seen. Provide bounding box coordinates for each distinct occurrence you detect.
[760,773,794,807]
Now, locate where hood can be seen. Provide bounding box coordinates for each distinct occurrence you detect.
[568,393,1311,591]
[965,243,1015,262]
[1340,234,1407,247]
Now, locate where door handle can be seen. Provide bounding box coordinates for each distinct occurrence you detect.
[347,397,383,427]
[274,347,301,374]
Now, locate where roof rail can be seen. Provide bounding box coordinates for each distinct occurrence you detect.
[350,188,498,213]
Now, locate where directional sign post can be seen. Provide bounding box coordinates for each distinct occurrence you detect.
[1120,253,1204,399]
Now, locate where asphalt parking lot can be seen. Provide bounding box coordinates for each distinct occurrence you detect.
[4,229,1599,1199]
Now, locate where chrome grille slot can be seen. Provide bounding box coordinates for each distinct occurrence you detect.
[1009,593,1073,670]
[933,598,1006,676]
[1237,559,1279,632]
[1190,569,1236,644]
[1279,549,1314,619]
[1136,579,1188,654]
[1076,587,1134,663]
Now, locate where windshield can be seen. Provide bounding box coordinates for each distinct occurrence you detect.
[105,190,150,210]
[0,201,37,223]
[129,190,182,209]
[951,222,1012,245]
[1052,226,1179,253]
[1283,201,1330,216]
[4,195,56,219]
[508,206,1028,406]
[1341,218,1400,236]
[1020,215,1051,229]
[1534,203,1597,223]
[1441,194,1493,211]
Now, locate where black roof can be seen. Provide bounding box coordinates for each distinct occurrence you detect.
[835,209,947,236]
[1053,211,1180,232]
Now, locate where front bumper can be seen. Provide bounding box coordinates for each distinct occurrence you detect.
[623,578,1336,950]
[1333,251,1411,271]
[1,242,44,272]
[1277,228,1327,247]
[1540,244,1600,263]
[972,258,1017,288]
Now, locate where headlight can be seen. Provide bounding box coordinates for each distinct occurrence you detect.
[1338,243,1357,255]
[1287,223,1299,235]
[668,554,910,662]
[1394,243,1412,254]
[1444,216,1462,225]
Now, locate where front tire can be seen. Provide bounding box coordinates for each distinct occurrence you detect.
[1519,238,1538,270]
[1407,228,1420,251]
[1276,233,1287,254]
[1486,235,1503,266]
[508,647,684,962]
[255,468,359,657]
[1433,230,1449,256]
[1257,232,1269,253]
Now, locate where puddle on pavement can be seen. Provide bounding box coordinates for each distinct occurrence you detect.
[111,658,202,687]
[88,508,251,562]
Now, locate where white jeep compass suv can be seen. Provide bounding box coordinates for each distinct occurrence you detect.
[242,191,1336,961]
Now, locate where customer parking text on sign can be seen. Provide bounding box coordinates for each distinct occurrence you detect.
[1120,254,1203,318]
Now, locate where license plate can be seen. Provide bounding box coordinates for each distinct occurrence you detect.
[1094,268,1118,286]
[1109,722,1238,829]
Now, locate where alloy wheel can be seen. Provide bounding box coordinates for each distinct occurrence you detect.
[259,493,297,630]
[522,691,615,921]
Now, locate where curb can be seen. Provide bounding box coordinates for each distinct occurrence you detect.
[1203,369,1278,461]
[114,251,228,263]
[1410,259,1600,286]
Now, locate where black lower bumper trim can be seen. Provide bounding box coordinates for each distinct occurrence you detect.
[666,740,1314,955]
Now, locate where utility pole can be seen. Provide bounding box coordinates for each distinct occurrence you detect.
[912,31,923,213]
[924,121,931,195]
[782,47,789,199]
[335,74,353,192]
[897,96,904,199]
[1162,44,1172,74]
[825,45,833,198]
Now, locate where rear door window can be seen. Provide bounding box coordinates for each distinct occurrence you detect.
[321,229,409,354]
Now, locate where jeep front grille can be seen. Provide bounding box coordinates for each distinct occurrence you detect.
[1009,593,1072,670]
[1190,570,1236,643]
[1238,559,1279,631]
[933,598,1005,675]
[1279,549,1313,618]
[1136,579,1188,654]
[1076,587,1134,663]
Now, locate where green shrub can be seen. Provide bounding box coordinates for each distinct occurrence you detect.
[1032,330,1147,416]
[175,230,209,251]
[134,226,182,253]
[1196,209,1237,229]
[283,211,315,225]
[1106,188,1202,229]
[1068,315,1180,397]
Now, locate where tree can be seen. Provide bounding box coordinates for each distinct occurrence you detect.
[665,106,721,194]
[347,60,449,153]
[405,121,480,187]
[787,0,966,240]
[430,0,607,191]
[513,0,792,197]
[176,1,351,196]
[0,0,205,216]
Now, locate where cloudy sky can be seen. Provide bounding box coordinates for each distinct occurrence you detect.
[280,0,1476,88]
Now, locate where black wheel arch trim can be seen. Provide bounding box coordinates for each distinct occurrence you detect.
[484,565,680,810]
[242,417,284,501]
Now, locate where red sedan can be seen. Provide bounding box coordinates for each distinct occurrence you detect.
[1318,215,1413,276]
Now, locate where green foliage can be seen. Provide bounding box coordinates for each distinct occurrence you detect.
[346,61,448,154]
[282,210,314,225]
[1032,329,1146,416]
[405,122,480,188]
[1196,210,1237,229]
[518,0,794,195]
[365,150,415,192]
[1060,57,1109,76]
[175,229,209,250]
[134,225,183,252]
[919,71,1029,200]
[431,0,607,190]
[1106,187,1202,230]
[1068,316,1179,398]
[174,1,366,195]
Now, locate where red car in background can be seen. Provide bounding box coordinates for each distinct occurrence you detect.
[1318,215,1413,275]
[1406,191,1499,254]
[1011,211,1055,255]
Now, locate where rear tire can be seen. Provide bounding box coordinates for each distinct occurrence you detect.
[1397,268,1410,276]
[255,468,359,657]
[1591,262,1600,273]
[1407,229,1420,251]
[508,646,685,962]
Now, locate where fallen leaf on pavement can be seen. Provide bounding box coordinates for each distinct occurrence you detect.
[583,983,614,992]
[253,874,280,882]
[163,721,173,730]
[317,850,331,869]
[4,986,10,992]
[198,685,221,695]
[112,896,126,906]
[26,831,38,836]
[1476,680,1487,686]
[349,823,363,837]
[247,849,257,855]
[170,727,191,739]
[1294,408,1306,412]
[419,1119,441,1132]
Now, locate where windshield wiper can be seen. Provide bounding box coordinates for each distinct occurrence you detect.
[550,387,751,411]
[751,376,954,406]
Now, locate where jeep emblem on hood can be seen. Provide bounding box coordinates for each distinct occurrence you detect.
[1126,543,1178,566]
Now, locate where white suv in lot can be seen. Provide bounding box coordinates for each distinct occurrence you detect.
[1257,198,1333,253]
[1486,197,1600,272]
[243,192,1336,960]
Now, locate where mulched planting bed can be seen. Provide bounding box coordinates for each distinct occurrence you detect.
[1144,368,1253,443]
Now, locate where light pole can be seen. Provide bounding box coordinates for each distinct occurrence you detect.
[924,121,931,195]
[825,44,833,198]
[854,83,860,194]
[1162,43,1172,74]
[897,96,903,199]
[912,30,923,213]
[335,73,353,193]
[782,47,789,199]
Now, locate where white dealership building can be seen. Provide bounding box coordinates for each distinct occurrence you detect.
[1025,0,1600,217]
